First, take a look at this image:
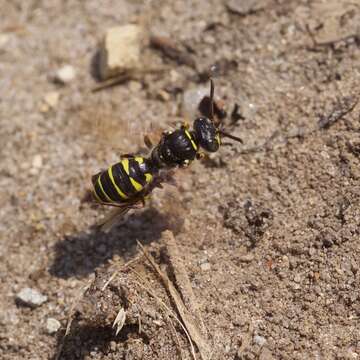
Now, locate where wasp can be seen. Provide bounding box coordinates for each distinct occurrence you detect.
[91,78,243,231]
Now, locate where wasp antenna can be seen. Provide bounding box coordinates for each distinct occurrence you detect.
[209,78,215,121]
[219,130,243,144]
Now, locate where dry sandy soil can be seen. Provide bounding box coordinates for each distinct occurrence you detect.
[1,0,360,359]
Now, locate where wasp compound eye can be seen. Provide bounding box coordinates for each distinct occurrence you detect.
[193,117,220,152]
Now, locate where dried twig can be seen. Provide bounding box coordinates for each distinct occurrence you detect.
[165,230,207,335]
[137,240,211,360]
[92,68,164,92]
[150,35,196,68]
[132,270,192,360]
[318,96,359,129]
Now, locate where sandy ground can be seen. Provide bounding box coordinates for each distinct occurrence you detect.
[1,0,360,359]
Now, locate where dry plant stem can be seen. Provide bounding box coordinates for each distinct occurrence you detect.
[132,271,196,360]
[238,322,254,356]
[165,230,207,335]
[240,94,359,155]
[137,240,211,360]
[91,68,164,92]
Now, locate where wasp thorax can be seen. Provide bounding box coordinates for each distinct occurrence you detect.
[193,117,220,152]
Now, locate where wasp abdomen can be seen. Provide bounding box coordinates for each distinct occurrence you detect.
[92,157,154,205]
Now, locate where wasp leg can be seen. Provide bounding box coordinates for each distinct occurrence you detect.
[181,121,190,130]
[121,154,136,159]
[179,159,192,168]
[196,152,205,160]
[143,134,154,149]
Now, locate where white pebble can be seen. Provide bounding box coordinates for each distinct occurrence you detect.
[254,335,267,346]
[32,154,43,169]
[46,318,61,334]
[16,288,47,308]
[55,65,76,84]
[0,33,10,49]
[200,262,211,272]
[43,91,60,108]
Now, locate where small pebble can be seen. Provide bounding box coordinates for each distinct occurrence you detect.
[254,335,267,346]
[16,287,47,308]
[46,318,61,334]
[109,341,117,352]
[200,262,211,272]
[0,33,10,49]
[54,65,76,84]
[32,154,43,169]
[169,69,180,83]
[128,80,142,93]
[227,0,265,16]
[238,254,255,263]
[99,25,143,80]
[43,91,60,108]
[157,89,171,102]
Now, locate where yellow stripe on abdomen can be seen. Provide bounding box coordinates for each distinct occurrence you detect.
[108,166,128,200]
[97,176,113,202]
[122,158,130,175]
[130,177,143,192]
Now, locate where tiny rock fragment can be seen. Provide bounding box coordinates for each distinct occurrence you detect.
[46,317,61,334]
[254,335,267,346]
[0,33,10,49]
[226,0,266,16]
[54,65,76,84]
[200,262,211,272]
[157,89,171,102]
[16,287,47,308]
[32,154,43,169]
[99,25,143,80]
[109,341,117,352]
[43,91,60,108]
[237,253,255,263]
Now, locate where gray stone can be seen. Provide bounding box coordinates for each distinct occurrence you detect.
[46,317,61,334]
[254,335,267,346]
[16,287,47,308]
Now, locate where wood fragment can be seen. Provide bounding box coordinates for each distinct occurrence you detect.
[137,240,211,360]
[150,35,196,68]
[133,271,196,360]
[165,230,207,335]
[318,96,359,129]
[91,68,164,92]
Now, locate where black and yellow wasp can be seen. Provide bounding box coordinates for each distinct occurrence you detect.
[91,78,242,231]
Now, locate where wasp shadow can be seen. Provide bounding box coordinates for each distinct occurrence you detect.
[90,49,102,81]
[53,321,150,360]
[53,324,112,360]
[49,208,172,279]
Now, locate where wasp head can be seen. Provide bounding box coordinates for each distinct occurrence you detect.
[193,117,220,152]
